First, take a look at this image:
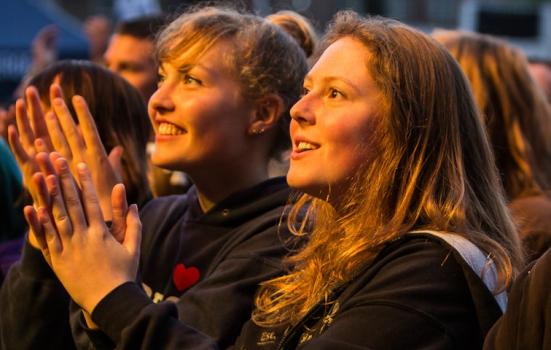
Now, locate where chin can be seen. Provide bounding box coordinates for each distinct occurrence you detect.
[151,154,184,172]
[286,173,329,199]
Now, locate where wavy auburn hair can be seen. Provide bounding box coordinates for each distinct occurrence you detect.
[434,31,551,199]
[253,12,523,327]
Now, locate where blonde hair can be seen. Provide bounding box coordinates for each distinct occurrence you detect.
[253,12,524,327]
[434,31,551,199]
[156,6,308,158]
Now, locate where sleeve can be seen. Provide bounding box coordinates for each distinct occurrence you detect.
[91,282,220,350]
[484,248,551,350]
[0,239,75,350]
[88,224,289,349]
[299,238,486,349]
[70,301,116,350]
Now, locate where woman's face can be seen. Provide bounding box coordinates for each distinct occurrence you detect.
[148,41,255,175]
[287,36,383,199]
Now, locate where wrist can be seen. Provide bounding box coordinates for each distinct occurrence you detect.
[82,278,130,314]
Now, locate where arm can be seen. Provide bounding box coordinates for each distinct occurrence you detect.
[35,156,223,349]
[0,239,75,350]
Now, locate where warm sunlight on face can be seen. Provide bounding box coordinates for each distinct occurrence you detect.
[147,40,254,176]
[287,36,383,200]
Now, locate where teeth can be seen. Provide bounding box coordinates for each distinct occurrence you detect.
[158,122,184,136]
[297,141,317,151]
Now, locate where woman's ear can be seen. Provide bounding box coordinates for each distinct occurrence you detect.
[248,94,285,135]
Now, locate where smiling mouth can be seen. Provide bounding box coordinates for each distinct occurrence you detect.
[158,122,185,136]
[295,141,319,152]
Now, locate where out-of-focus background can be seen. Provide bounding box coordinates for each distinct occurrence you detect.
[1,0,550,106]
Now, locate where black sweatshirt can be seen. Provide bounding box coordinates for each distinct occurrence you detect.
[484,247,551,350]
[84,233,504,349]
[0,177,297,350]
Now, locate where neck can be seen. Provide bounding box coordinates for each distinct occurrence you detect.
[192,163,270,212]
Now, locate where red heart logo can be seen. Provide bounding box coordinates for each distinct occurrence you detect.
[172,263,200,292]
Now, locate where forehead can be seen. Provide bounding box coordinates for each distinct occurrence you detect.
[308,37,370,79]
[106,34,154,60]
[307,37,374,91]
[162,40,234,72]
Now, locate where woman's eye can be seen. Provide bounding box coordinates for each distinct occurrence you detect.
[301,87,310,97]
[183,74,202,85]
[328,88,342,99]
[157,74,166,87]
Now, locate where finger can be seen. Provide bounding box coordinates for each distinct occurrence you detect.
[14,98,35,149]
[54,157,88,232]
[34,137,49,153]
[7,125,31,166]
[76,162,104,227]
[110,183,128,243]
[8,125,39,198]
[51,96,86,162]
[25,86,53,150]
[32,171,51,208]
[23,206,47,250]
[124,204,142,256]
[49,83,64,101]
[35,152,57,177]
[37,206,62,255]
[44,111,72,160]
[72,95,107,155]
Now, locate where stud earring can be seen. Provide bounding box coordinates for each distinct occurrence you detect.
[251,128,265,135]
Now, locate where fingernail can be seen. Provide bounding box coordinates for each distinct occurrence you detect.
[77,162,87,173]
[56,158,68,170]
[53,98,63,106]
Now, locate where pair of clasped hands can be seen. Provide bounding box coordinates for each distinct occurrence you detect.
[8,84,141,321]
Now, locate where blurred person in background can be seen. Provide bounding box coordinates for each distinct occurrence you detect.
[528,59,551,103]
[435,30,551,263]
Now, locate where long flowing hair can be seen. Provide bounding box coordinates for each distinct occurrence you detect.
[434,31,551,199]
[253,12,524,327]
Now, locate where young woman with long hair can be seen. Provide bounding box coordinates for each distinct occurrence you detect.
[16,10,522,350]
[434,31,551,262]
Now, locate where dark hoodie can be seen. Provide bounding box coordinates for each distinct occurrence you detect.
[484,247,551,350]
[0,177,297,350]
[71,233,506,350]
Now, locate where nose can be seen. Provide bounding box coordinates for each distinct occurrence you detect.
[290,93,315,125]
[148,83,174,116]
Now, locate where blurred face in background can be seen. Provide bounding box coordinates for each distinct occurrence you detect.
[104,34,158,102]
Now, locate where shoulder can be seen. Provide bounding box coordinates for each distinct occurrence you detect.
[337,234,501,344]
[484,248,551,350]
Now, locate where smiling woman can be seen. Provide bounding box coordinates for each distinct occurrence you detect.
[244,11,523,349]
[0,6,310,350]
[1,7,524,350]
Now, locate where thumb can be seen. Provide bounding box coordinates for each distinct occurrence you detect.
[108,145,124,177]
[123,204,141,257]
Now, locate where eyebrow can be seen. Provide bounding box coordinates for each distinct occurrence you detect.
[304,75,362,95]
[176,63,217,77]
